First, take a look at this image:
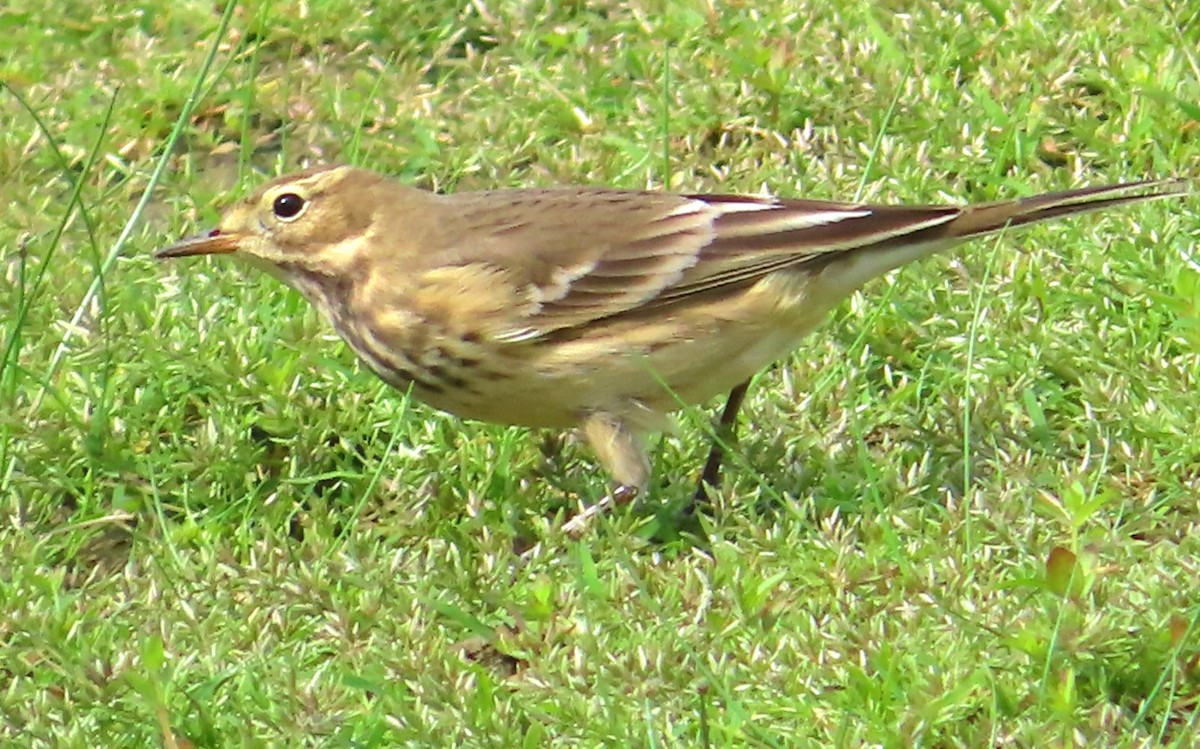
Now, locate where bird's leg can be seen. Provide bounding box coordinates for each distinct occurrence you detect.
[561,484,638,539]
[558,412,650,537]
[690,379,751,509]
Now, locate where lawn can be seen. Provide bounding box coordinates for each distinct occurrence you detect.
[2,1,1199,746]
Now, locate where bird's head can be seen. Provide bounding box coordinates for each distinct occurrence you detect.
[156,165,396,278]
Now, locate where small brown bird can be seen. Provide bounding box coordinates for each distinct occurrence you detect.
[157,166,1188,518]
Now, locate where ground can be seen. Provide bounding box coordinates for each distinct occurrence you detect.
[1,1,1198,746]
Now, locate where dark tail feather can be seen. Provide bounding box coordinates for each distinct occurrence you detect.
[807,177,1190,300]
[951,178,1191,238]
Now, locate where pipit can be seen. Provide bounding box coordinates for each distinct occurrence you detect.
[157,166,1188,525]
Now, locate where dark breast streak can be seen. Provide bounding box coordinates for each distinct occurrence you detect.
[280,265,500,405]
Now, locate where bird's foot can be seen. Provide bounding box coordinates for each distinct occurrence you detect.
[560,484,639,539]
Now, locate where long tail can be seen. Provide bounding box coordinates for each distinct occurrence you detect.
[798,178,1191,298]
[948,178,1191,238]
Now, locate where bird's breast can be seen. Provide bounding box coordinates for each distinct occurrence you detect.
[293,264,840,431]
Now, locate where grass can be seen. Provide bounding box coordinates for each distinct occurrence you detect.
[2,0,1199,745]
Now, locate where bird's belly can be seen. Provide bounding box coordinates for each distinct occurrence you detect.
[348,321,813,431]
[344,336,582,428]
[540,322,811,416]
[340,272,833,431]
[498,285,830,430]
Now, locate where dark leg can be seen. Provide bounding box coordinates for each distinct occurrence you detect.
[691,379,751,507]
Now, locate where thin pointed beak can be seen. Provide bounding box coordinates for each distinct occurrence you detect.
[155,229,243,259]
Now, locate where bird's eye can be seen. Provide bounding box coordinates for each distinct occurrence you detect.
[272,193,306,220]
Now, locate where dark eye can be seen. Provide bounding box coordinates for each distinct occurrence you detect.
[272,193,306,220]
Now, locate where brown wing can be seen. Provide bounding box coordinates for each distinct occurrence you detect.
[436,180,1186,341]
[438,187,958,340]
